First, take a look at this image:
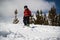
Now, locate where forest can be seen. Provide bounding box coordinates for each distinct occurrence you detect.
[29,6,60,26]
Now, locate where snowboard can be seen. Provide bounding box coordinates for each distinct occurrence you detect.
[30,26,37,28]
[23,25,37,28]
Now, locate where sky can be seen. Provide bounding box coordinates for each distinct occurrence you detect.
[0,0,60,23]
[46,0,60,13]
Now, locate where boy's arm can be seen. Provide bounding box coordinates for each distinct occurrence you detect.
[29,10,31,16]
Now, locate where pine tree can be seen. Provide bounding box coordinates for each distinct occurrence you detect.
[40,10,42,16]
[59,14,60,26]
[58,14,60,26]
[34,10,40,24]
[34,10,43,24]
[29,15,35,24]
[48,6,57,26]
[13,9,19,24]
[43,14,49,25]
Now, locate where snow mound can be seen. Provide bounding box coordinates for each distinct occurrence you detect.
[0,23,60,40]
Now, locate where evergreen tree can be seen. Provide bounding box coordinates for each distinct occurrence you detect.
[34,10,40,24]
[59,14,60,26]
[44,20,49,25]
[34,10,43,24]
[29,15,34,24]
[58,14,60,26]
[43,14,49,25]
[13,9,19,24]
[40,10,42,16]
[48,6,57,26]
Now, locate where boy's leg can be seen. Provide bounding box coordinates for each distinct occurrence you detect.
[26,16,30,26]
[23,17,27,25]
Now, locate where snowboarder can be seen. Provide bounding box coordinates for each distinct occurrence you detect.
[23,5,31,26]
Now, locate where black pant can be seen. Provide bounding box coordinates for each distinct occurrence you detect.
[23,16,29,25]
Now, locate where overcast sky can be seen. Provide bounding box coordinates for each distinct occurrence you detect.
[0,0,55,23]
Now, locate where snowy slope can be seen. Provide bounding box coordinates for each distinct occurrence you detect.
[0,23,60,40]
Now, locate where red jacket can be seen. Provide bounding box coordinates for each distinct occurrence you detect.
[24,9,31,17]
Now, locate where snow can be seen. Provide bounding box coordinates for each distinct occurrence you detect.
[0,23,60,40]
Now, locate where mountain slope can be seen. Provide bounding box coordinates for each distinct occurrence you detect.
[0,23,60,40]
